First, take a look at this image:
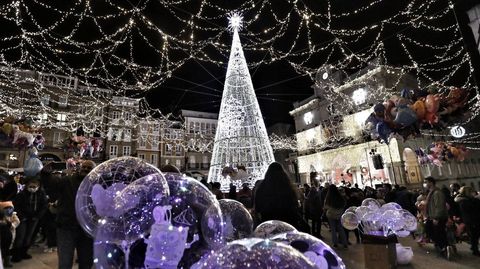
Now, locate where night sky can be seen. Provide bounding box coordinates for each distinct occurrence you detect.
[0,0,479,126]
[143,0,480,126]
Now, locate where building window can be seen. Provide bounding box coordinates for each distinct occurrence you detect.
[139,138,146,148]
[124,129,131,142]
[59,95,68,108]
[53,132,63,145]
[110,145,118,157]
[153,124,160,132]
[190,156,196,164]
[176,145,182,154]
[41,95,50,106]
[57,113,67,125]
[38,113,48,124]
[175,159,181,168]
[151,154,158,166]
[202,155,208,164]
[189,122,194,133]
[124,112,132,121]
[166,144,172,152]
[111,128,119,141]
[95,108,103,117]
[112,111,120,120]
[123,146,131,156]
[152,136,159,147]
[194,122,200,133]
[165,159,170,165]
[211,124,216,134]
[138,154,145,160]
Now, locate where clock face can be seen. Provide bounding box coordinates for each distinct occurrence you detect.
[322,72,328,80]
[303,112,313,125]
[450,126,465,138]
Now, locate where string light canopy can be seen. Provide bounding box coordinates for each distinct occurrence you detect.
[0,0,477,135]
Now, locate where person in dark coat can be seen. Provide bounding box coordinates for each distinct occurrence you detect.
[41,160,95,269]
[254,162,307,232]
[454,186,480,256]
[11,177,47,262]
[305,180,323,238]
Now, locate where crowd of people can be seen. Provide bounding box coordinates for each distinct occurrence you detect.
[0,161,479,268]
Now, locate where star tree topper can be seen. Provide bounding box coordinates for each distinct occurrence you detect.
[228,12,243,32]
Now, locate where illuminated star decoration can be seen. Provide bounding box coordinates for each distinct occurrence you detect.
[228,12,243,32]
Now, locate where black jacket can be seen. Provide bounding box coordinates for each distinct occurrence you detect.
[454,195,480,226]
[13,188,48,220]
[41,172,84,227]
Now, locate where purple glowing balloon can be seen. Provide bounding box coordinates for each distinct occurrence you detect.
[253,220,297,238]
[218,199,254,242]
[271,232,346,269]
[163,173,224,250]
[196,238,317,269]
[76,157,162,237]
[361,198,381,211]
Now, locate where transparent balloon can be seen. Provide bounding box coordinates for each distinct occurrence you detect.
[361,198,381,211]
[218,199,253,242]
[271,232,346,269]
[163,173,224,267]
[76,157,161,236]
[381,210,405,233]
[345,206,357,214]
[112,173,170,244]
[401,210,418,232]
[93,226,126,269]
[382,202,402,211]
[354,206,371,220]
[253,220,297,238]
[196,238,317,269]
[361,211,382,234]
[341,212,359,231]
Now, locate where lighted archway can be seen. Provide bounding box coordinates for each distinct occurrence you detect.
[402,148,422,184]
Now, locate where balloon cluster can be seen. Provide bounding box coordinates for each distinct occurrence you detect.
[77,157,345,269]
[0,117,44,149]
[63,135,103,158]
[415,141,467,167]
[365,87,469,144]
[341,198,417,238]
[193,220,345,269]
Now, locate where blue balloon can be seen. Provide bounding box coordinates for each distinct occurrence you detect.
[23,156,43,177]
[394,105,417,127]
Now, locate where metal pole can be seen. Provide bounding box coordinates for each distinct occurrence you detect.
[364,145,373,187]
[387,143,397,185]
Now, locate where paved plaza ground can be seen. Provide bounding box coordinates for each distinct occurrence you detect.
[8,231,480,269]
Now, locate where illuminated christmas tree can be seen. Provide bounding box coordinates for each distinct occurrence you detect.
[208,13,275,191]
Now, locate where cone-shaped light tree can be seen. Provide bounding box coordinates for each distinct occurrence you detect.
[208,12,274,191]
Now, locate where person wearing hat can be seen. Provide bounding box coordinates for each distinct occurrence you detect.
[11,177,48,262]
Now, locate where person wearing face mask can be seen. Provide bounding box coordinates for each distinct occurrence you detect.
[11,177,47,262]
[40,160,95,269]
[424,176,449,259]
